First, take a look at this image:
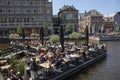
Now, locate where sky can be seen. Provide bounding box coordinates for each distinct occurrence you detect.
[52,0,120,15]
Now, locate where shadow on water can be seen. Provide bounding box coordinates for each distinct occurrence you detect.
[63,58,107,80]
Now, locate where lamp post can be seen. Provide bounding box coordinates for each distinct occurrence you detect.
[85,26,89,47]
[40,26,44,46]
[59,25,64,52]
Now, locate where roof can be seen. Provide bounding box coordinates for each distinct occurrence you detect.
[104,12,117,17]
[59,5,78,12]
[85,9,102,16]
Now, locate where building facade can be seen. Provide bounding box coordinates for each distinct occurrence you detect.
[0,0,53,36]
[83,10,103,33]
[58,5,79,34]
[104,12,120,32]
[78,13,85,33]
[53,15,59,34]
[103,17,114,33]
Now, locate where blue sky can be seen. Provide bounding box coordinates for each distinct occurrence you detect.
[52,0,120,15]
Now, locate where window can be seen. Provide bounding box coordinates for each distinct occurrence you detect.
[38,1,42,6]
[9,1,14,6]
[1,1,6,6]
[24,18,26,22]
[38,8,42,14]
[48,17,51,21]
[23,8,29,14]
[0,10,2,13]
[15,1,21,6]
[8,8,14,14]
[8,10,11,13]
[8,1,10,5]
[34,10,36,13]
[27,18,29,22]
[23,1,29,6]
[31,8,37,14]
[12,18,14,22]
[46,9,50,14]
[15,8,22,14]
[30,1,34,6]
[1,8,6,14]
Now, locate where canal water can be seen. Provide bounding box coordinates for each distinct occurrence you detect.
[65,41,120,80]
[0,41,120,80]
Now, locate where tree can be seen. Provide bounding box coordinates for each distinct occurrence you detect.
[66,22,73,34]
[49,34,60,44]
[31,33,39,39]
[42,22,49,36]
[18,59,25,75]
[16,22,25,40]
[17,23,23,34]
[69,32,82,39]
[9,33,20,39]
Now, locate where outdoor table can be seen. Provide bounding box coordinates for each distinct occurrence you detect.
[89,48,95,51]
[70,54,80,58]
[39,61,54,69]
[0,65,11,70]
[63,58,70,63]
[0,60,7,63]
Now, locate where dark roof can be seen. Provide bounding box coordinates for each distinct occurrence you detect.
[117,12,120,15]
[59,5,78,12]
[85,9,102,16]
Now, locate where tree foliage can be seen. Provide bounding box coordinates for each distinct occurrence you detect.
[31,33,39,38]
[17,23,23,34]
[9,33,20,39]
[49,34,60,44]
[69,32,82,39]
[18,59,25,75]
[66,23,73,34]
[42,22,49,35]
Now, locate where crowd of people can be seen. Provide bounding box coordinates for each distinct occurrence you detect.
[1,39,106,80]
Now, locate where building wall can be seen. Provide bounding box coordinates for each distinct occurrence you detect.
[58,6,79,33]
[114,13,120,24]
[0,0,53,34]
[84,15,103,32]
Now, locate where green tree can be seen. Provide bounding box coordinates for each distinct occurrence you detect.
[66,23,73,34]
[42,22,49,36]
[49,34,60,44]
[9,33,20,39]
[69,32,82,39]
[31,33,39,39]
[17,23,23,34]
[18,59,25,75]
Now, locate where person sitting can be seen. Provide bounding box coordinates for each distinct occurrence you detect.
[30,58,38,80]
